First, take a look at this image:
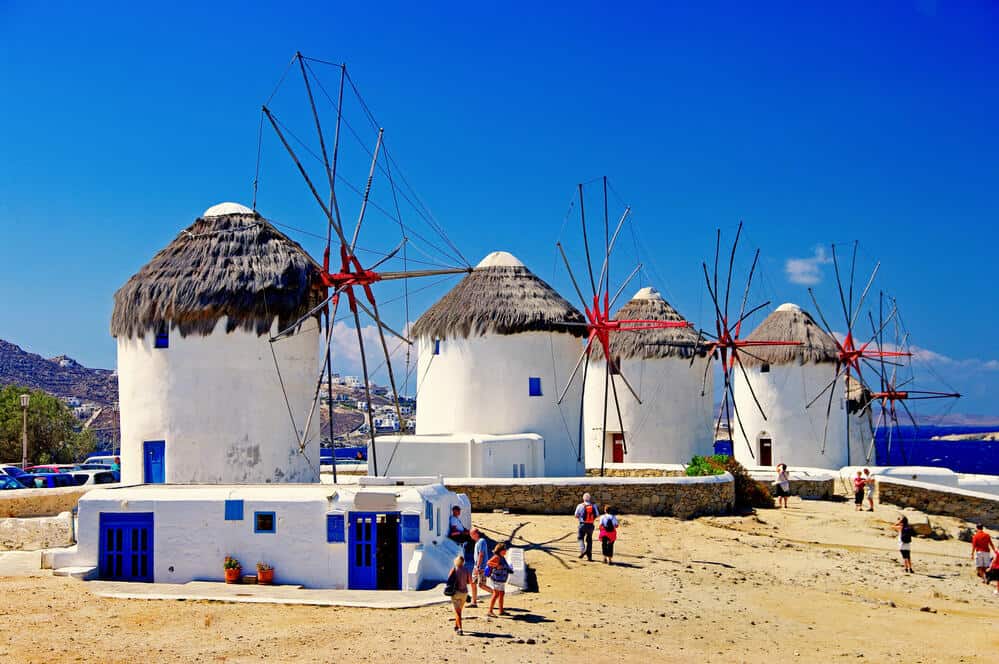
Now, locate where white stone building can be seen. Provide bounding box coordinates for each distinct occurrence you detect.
[583,287,713,468]
[110,202,323,484]
[732,303,869,469]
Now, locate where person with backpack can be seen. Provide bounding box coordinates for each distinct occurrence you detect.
[893,515,915,573]
[486,543,514,618]
[468,527,492,607]
[444,555,471,635]
[598,504,619,565]
[574,493,600,562]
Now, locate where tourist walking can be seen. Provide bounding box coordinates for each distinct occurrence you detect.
[574,493,600,561]
[774,464,790,509]
[486,543,514,618]
[893,516,915,573]
[445,555,471,635]
[986,552,999,594]
[863,468,875,511]
[469,528,492,607]
[598,505,619,565]
[971,524,997,583]
[852,471,865,511]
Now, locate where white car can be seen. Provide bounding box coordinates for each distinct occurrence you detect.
[83,455,116,466]
[70,470,118,486]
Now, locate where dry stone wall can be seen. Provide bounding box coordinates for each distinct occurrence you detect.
[0,512,74,550]
[0,486,96,518]
[585,464,686,478]
[446,475,733,518]
[878,477,999,528]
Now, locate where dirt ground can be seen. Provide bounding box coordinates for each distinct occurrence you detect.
[2,497,997,663]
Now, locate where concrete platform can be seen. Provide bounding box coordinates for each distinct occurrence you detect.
[0,550,44,576]
[85,579,519,608]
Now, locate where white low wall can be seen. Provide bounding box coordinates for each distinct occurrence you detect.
[372,434,546,478]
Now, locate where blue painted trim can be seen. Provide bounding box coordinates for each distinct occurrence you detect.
[254,511,276,534]
[224,500,244,521]
[529,376,542,397]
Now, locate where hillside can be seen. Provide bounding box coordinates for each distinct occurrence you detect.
[0,339,118,406]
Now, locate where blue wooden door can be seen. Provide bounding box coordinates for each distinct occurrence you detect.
[348,512,376,590]
[99,512,154,582]
[143,440,165,483]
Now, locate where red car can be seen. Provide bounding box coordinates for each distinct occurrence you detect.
[25,464,69,473]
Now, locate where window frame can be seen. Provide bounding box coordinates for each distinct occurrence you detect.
[253,511,276,534]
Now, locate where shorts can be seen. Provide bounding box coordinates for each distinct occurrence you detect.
[472,568,488,584]
[773,485,789,498]
[974,551,993,568]
[451,595,466,610]
[864,485,874,498]
[900,549,911,560]
[491,581,506,593]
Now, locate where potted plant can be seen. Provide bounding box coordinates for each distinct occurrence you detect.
[256,562,274,585]
[223,556,241,584]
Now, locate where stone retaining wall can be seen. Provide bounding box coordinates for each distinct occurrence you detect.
[0,512,74,550]
[878,477,999,528]
[585,464,686,478]
[445,474,734,518]
[0,486,95,518]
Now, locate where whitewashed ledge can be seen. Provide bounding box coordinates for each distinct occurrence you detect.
[877,475,999,528]
[441,473,734,518]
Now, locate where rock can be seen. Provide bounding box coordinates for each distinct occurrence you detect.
[919,606,936,613]
[956,528,974,542]
[525,638,536,645]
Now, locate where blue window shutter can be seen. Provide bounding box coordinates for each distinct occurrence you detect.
[529,377,542,397]
[224,500,244,521]
[433,339,441,355]
[326,513,345,542]
[154,324,169,349]
[401,514,420,542]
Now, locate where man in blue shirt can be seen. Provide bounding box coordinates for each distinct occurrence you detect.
[469,528,492,607]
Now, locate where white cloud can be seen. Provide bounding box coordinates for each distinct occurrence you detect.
[785,246,833,286]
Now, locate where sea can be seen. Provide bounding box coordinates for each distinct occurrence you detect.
[874,425,999,475]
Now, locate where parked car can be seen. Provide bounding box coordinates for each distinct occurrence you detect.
[0,475,27,490]
[74,463,113,471]
[25,464,69,473]
[83,455,116,466]
[22,473,77,488]
[70,470,118,486]
[0,465,33,482]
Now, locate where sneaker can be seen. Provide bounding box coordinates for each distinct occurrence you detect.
[457,629,464,636]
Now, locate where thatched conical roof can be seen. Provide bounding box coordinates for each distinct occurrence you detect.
[111,203,323,339]
[738,303,839,367]
[411,251,586,339]
[591,287,701,361]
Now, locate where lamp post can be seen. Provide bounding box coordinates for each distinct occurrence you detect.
[19,393,30,469]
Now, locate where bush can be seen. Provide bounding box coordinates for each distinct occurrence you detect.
[686,454,774,511]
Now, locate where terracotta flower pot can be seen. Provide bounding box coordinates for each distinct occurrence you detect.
[257,568,274,585]
[224,567,241,584]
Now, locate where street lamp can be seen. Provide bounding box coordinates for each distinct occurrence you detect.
[19,394,30,469]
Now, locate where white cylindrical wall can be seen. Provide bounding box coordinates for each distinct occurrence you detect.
[414,332,584,477]
[732,362,858,469]
[118,317,320,484]
[583,356,714,467]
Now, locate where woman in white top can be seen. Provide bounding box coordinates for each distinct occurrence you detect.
[774,464,791,509]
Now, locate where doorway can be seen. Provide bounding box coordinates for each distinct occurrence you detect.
[98,512,154,582]
[611,434,625,463]
[758,437,773,467]
[347,511,401,590]
[143,440,165,483]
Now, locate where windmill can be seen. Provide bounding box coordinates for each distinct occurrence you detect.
[553,178,694,475]
[861,292,961,464]
[693,223,805,460]
[804,241,911,459]
[255,53,471,479]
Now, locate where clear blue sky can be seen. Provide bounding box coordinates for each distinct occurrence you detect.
[1,1,996,415]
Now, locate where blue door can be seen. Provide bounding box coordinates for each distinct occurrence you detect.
[143,441,165,483]
[99,512,154,582]
[348,512,376,590]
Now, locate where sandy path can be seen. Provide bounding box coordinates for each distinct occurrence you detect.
[1,497,997,663]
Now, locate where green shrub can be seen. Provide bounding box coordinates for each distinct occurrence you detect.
[686,453,774,511]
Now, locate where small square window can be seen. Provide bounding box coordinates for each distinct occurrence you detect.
[326,513,345,542]
[224,500,244,521]
[529,377,542,397]
[761,363,771,374]
[254,511,276,534]
[154,323,169,349]
[401,514,421,543]
[433,338,441,355]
